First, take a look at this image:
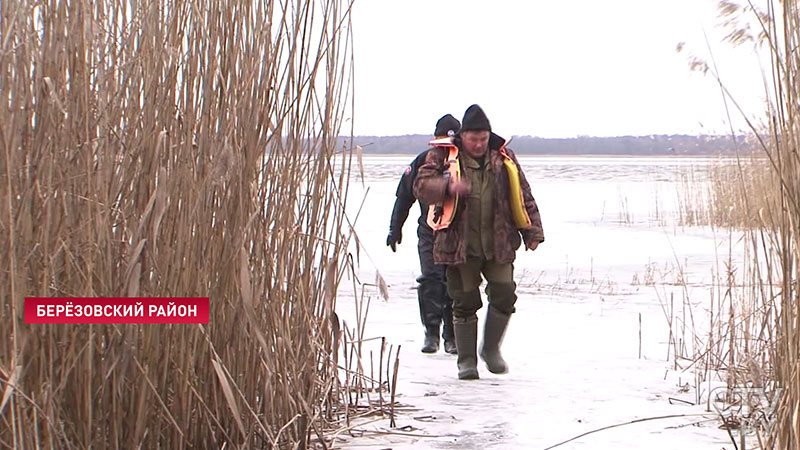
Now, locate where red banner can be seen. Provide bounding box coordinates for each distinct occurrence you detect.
[24,297,210,324]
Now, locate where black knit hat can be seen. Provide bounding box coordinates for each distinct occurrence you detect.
[460,104,491,132]
[434,114,461,137]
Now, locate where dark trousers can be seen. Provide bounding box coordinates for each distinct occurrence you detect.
[446,257,517,319]
[418,230,454,340]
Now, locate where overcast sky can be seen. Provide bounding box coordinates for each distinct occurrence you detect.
[348,1,768,138]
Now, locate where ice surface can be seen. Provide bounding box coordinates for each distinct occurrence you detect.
[331,155,744,449]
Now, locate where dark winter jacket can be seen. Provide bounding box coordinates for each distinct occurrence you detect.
[389,151,435,243]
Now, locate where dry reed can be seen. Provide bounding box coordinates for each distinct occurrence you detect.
[0,0,387,448]
[677,153,776,229]
[673,1,800,448]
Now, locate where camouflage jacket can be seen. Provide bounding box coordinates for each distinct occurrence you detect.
[413,133,545,265]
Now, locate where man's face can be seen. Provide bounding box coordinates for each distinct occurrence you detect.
[460,130,490,158]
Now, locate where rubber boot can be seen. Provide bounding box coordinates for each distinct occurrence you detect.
[454,315,479,380]
[421,326,440,353]
[480,307,510,374]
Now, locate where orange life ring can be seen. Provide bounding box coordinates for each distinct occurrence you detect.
[426,138,460,231]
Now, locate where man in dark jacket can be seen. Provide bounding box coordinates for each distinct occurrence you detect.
[413,105,545,380]
[387,114,461,354]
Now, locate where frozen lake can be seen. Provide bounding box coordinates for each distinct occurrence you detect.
[332,154,745,449]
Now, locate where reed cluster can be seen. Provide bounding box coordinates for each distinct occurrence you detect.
[0,0,370,448]
[674,2,800,447]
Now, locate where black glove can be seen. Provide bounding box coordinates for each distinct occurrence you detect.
[386,230,402,252]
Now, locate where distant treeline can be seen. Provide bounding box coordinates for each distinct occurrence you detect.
[348,134,755,156]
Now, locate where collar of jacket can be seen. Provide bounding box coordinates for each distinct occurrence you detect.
[488,132,506,150]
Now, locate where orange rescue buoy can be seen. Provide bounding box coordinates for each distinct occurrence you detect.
[426,138,460,231]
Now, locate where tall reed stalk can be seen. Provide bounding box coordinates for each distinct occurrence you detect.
[679,1,800,447]
[0,0,361,448]
[749,3,800,446]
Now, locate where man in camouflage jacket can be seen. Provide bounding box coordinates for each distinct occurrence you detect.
[413,104,544,380]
